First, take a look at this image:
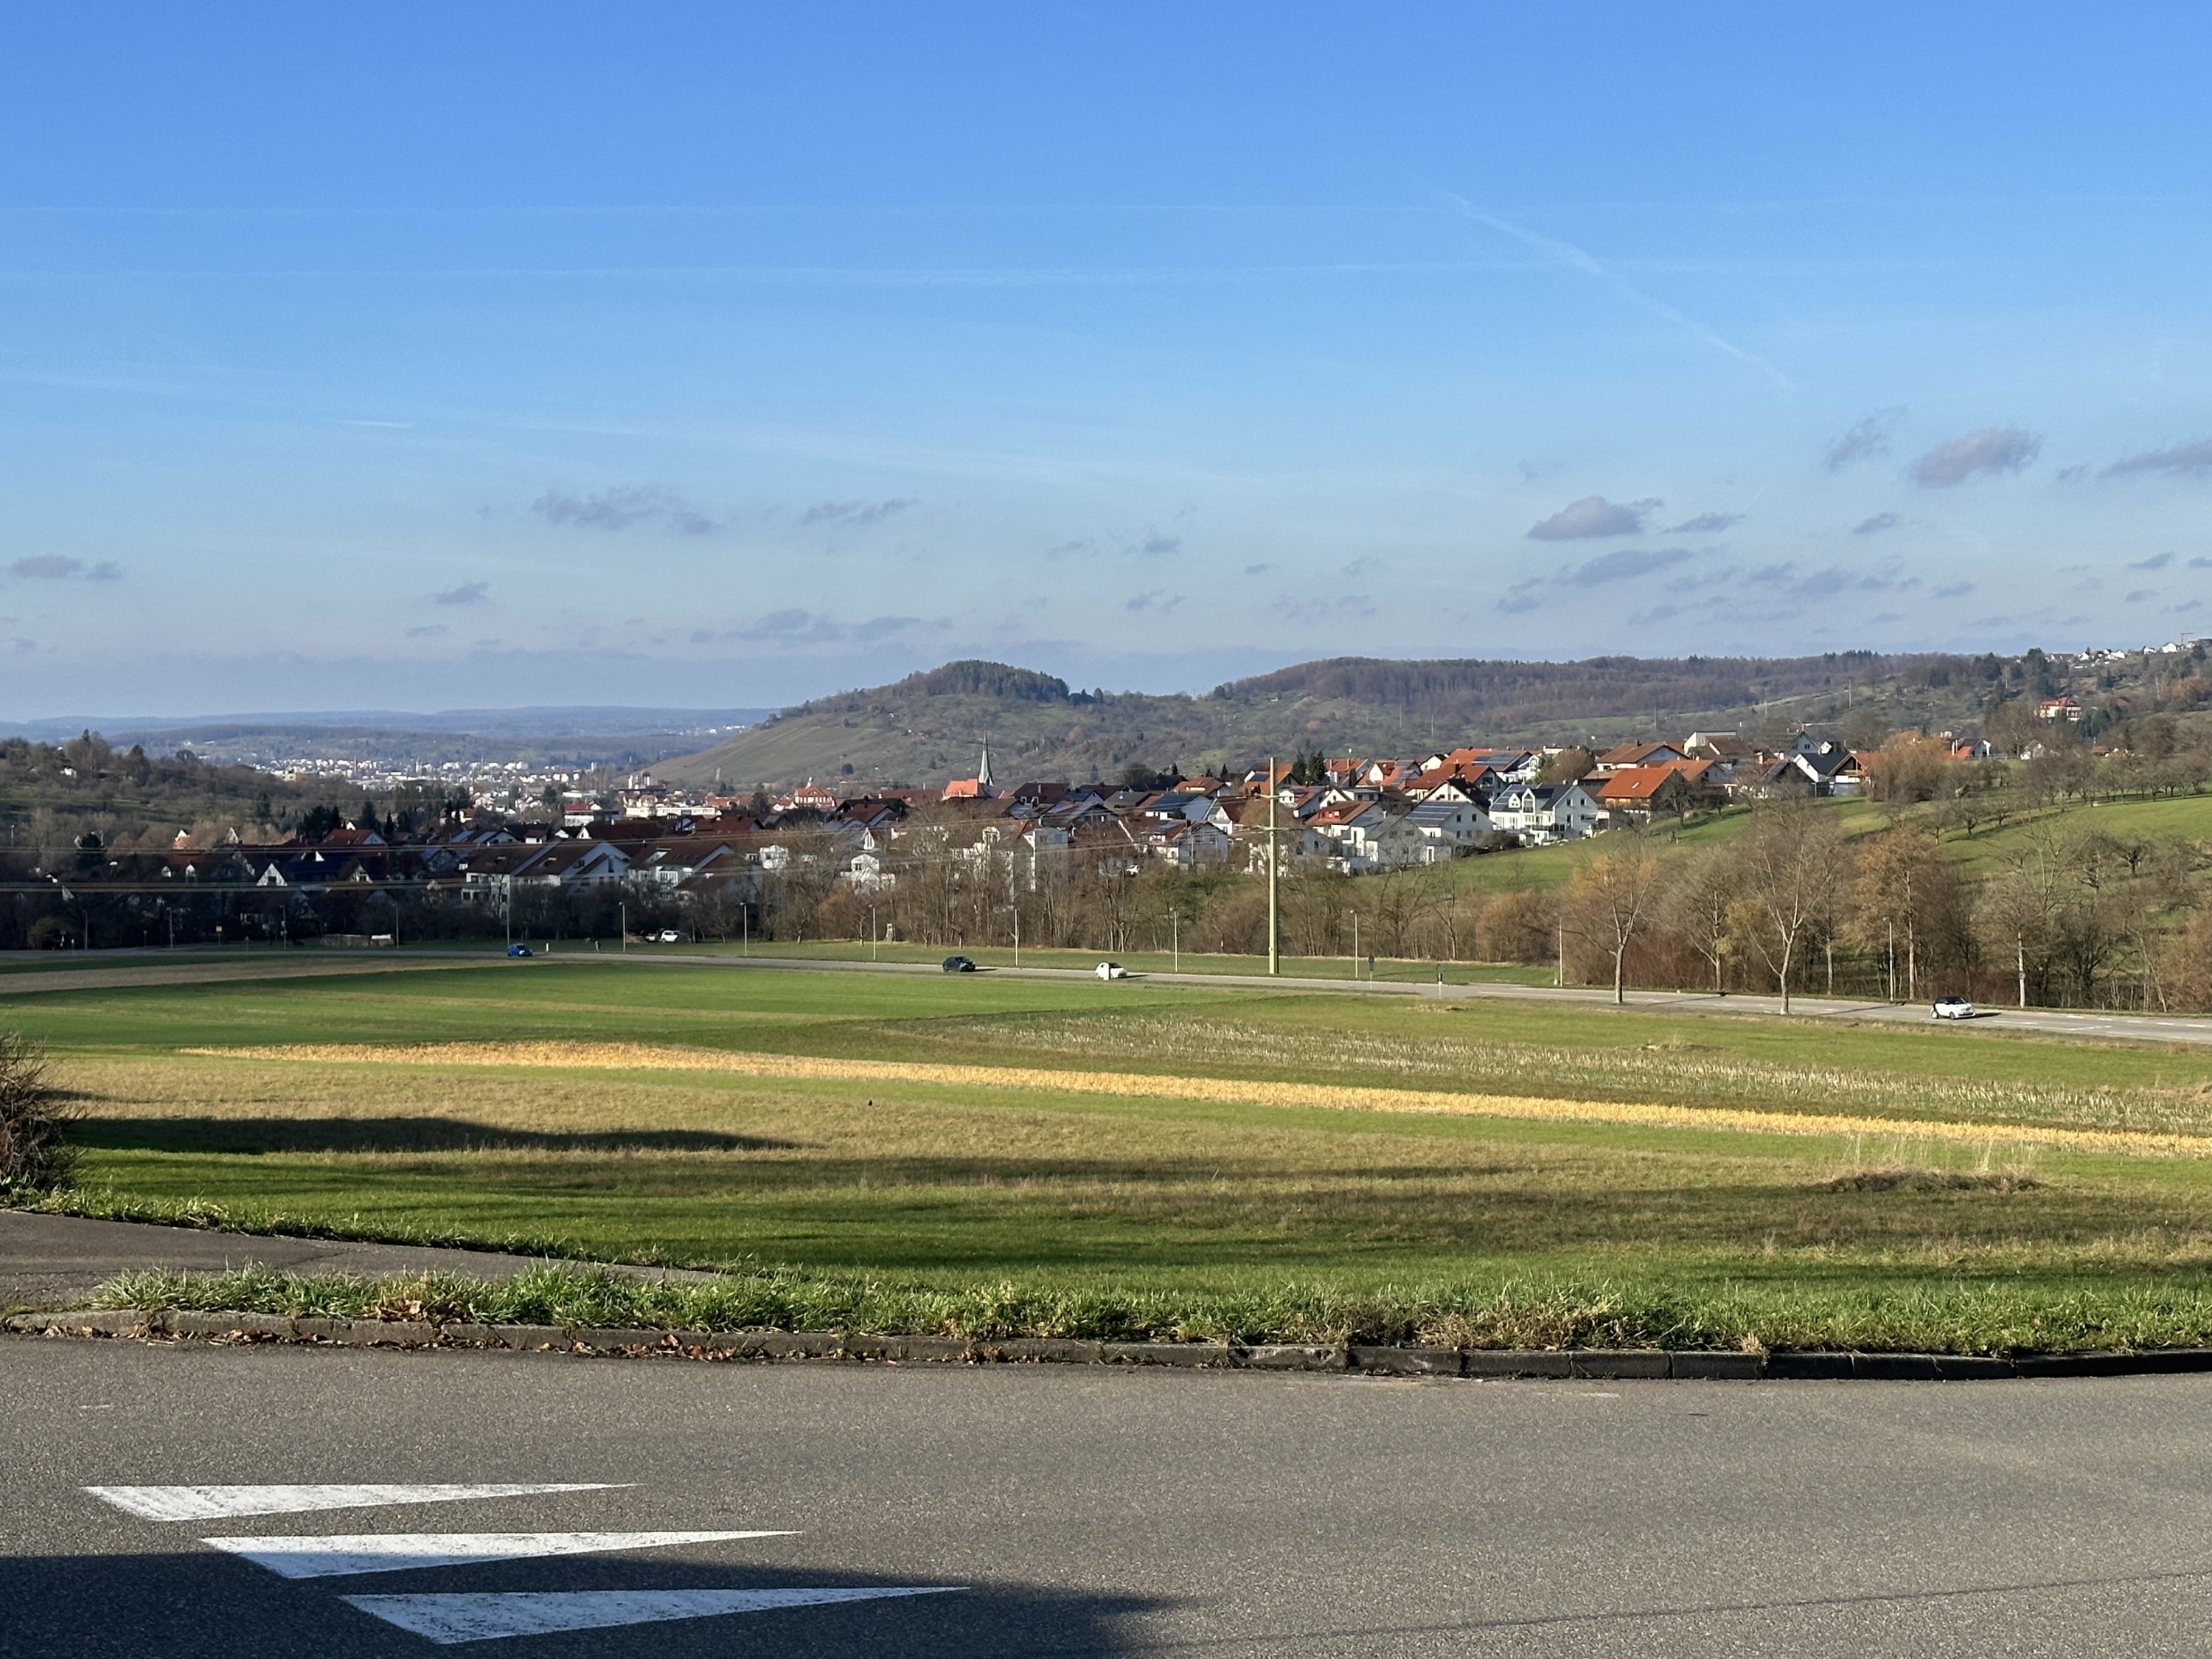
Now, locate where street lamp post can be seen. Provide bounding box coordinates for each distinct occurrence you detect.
[1170,905,1178,973]
[1265,757,1280,976]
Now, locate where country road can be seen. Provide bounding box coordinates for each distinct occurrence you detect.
[615,950,2212,1048]
[10,1338,2212,1656]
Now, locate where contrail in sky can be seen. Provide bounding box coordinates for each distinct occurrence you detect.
[1437,192,1793,392]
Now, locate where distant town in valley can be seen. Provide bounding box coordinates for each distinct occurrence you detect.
[2,641,2208,1006]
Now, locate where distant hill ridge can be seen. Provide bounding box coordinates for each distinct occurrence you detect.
[899,661,1079,703]
[664,650,1977,790]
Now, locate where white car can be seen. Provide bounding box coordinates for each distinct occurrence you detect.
[653,930,684,943]
[1932,995,1976,1020]
[1094,961,1127,981]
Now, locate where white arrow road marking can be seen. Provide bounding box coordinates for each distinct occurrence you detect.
[201,1529,796,1579]
[86,1484,625,1522]
[338,1587,967,1644]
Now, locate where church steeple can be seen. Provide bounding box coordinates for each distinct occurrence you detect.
[977,740,994,791]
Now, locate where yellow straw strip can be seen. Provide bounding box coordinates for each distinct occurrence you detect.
[182,1042,2204,1159]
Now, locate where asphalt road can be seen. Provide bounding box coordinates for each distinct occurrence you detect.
[3,942,2208,1048]
[622,950,2212,1047]
[12,1337,2212,1657]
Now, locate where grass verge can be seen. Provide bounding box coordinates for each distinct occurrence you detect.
[80,1260,2212,1356]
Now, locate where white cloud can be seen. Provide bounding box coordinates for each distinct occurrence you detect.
[9,556,120,581]
[1824,407,1905,470]
[534,485,718,534]
[2106,439,2212,479]
[1526,495,1660,540]
[800,497,917,528]
[1911,428,2040,487]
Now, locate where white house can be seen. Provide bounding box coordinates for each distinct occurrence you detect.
[1488,782,1603,845]
[1400,796,1491,863]
[1137,819,1231,869]
[1309,804,1399,872]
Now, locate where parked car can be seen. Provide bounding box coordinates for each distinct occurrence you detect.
[505,943,532,958]
[1932,995,1976,1020]
[1094,961,1127,981]
[653,930,684,943]
[941,955,976,973]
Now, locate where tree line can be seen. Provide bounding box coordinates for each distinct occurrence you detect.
[738,796,2212,1013]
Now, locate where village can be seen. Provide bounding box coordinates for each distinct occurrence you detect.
[21,725,1949,933]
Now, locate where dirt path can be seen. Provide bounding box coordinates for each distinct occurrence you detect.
[0,1209,705,1312]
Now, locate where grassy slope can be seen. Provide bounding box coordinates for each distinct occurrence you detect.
[15,959,2212,1347]
[1941,790,2212,873]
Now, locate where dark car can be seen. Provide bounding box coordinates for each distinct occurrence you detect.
[506,943,532,958]
[941,955,976,973]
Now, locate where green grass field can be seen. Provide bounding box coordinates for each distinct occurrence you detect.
[1944,790,2212,872]
[15,957,2212,1351]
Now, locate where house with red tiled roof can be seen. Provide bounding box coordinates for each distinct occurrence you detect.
[1588,762,1714,822]
[780,780,839,813]
[1593,741,1688,773]
[1409,770,1492,804]
[1361,759,1421,790]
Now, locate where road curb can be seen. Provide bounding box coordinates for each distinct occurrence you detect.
[12,1310,2212,1380]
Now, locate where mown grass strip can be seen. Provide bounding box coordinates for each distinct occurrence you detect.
[189,1041,2212,1161]
[75,1260,2212,1357]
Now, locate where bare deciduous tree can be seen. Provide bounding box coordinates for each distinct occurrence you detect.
[1724,804,1854,1012]
[1845,825,1961,1000]
[1663,848,1737,995]
[1566,844,1666,1004]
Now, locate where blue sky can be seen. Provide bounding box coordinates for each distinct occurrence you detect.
[2,4,2210,717]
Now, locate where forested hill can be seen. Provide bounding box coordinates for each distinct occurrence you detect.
[661,651,2000,790]
[1217,655,1865,730]
[0,732,323,851]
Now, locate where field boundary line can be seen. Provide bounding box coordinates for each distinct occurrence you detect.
[182,1041,2212,1160]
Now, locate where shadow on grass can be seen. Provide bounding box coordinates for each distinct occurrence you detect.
[73,1119,799,1155]
[0,1551,1163,1658]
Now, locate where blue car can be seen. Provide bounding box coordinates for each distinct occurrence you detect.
[506,943,532,958]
